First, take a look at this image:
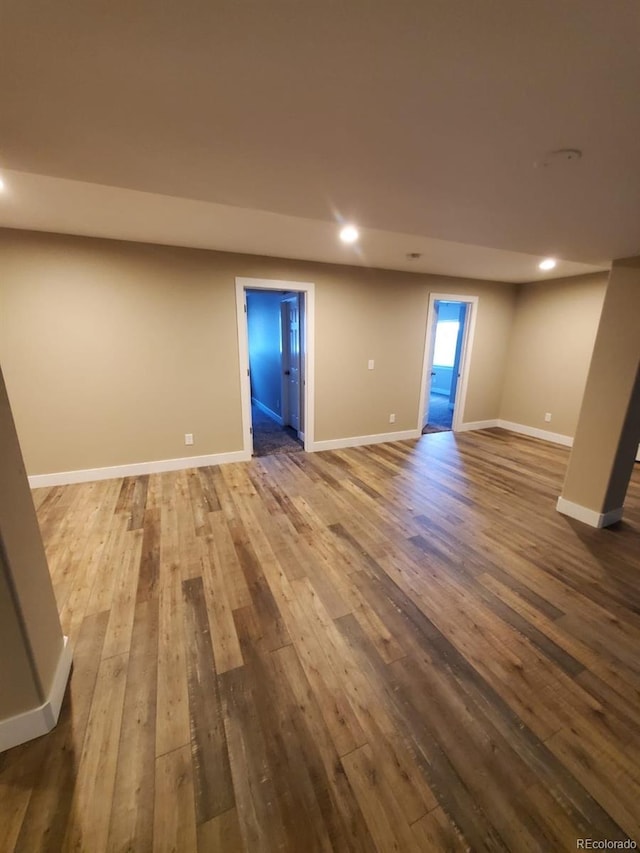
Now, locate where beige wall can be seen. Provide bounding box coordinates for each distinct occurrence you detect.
[0,228,517,475]
[1,231,244,473]
[500,273,608,437]
[312,267,516,439]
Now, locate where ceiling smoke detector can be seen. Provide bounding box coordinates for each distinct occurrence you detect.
[535,148,583,169]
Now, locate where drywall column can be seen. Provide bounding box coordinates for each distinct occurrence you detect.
[0,364,72,751]
[557,257,640,527]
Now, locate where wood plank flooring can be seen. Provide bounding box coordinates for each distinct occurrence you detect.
[1,428,640,851]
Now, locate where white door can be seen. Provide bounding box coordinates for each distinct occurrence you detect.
[422,301,440,427]
[281,295,301,431]
[449,304,467,409]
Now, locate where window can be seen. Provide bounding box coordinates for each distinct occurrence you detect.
[433,321,459,367]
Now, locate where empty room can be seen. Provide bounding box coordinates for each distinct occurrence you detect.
[1,2,639,851]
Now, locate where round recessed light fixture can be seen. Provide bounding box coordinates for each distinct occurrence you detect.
[339,224,359,244]
[0,176,5,191]
[539,258,557,271]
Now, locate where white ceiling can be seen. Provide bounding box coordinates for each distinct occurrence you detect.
[0,170,606,283]
[2,0,637,282]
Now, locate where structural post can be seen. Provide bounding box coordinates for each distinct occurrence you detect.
[0,365,72,752]
[557,257,640,527]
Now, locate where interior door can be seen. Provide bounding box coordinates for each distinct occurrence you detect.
[449,304,467,409]
[422,301,440,427]
[281,295,301,431]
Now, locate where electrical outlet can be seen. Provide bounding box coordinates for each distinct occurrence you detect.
[368,359,375,370]
[389,413,396,424]
[185,433,194,445]
[544,413,552,423]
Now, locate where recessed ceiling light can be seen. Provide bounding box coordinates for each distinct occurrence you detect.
[339,224,359,244]
[0,177,5,191]
[539,258,557,271]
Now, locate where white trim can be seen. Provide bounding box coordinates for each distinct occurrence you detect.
[236,283,253,457]
[417,294,479,435]
[431,416,575,445]
[26,419,581,488]
[251,397,283,426]
[44,635,73,727]
[497,420,573,447]
[456,419,500,432]
[236,277,315,456]
[556,497,624,528]
[0,635,72,753]
[28,449,250,488]
[311,429,420,452]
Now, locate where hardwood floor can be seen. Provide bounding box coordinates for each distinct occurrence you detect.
[1,428,639,852]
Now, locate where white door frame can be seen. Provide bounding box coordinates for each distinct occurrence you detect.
[417,293,478,433]
[236,277,315,456]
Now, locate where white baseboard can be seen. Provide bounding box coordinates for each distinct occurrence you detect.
[437,416,573,446]
[26,419,615,488]
[455,419,499,432]
[0,635,73,753]
[311,429,421,452]
[28,449,251,488]
[497,423,639,460]
[251,397,283,426]
[497,420,573,447]
[556,497,623,528]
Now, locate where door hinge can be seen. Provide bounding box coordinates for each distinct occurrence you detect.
[244,303,247,313]
[247,369,250,376]
[249,427,253,434]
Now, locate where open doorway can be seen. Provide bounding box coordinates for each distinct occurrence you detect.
[419,294,477,434]
[246,289,303,456]
[236,277,315,458]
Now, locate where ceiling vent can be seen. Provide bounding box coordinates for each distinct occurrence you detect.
[535,149,583,168]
